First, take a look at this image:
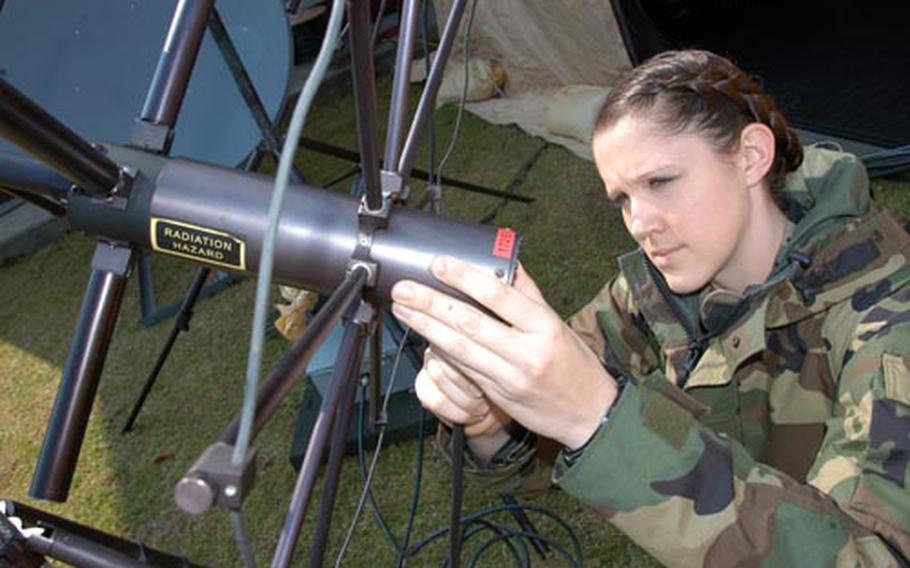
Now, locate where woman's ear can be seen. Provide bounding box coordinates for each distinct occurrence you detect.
[738,123,775,187]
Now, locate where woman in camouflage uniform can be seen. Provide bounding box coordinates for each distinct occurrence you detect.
[390,50,910,566]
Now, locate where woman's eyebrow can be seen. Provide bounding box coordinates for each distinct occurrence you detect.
[630,165,674,183]
[602,164,675,197]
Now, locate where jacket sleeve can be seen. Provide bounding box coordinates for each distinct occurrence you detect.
[553,286,910,567]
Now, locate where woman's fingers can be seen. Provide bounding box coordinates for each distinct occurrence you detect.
[426,256,554,332]
[392,281,536,360]
[414,367,481,426]
[425,353,489,418]
[390,292,520,385]
[464,413,503,437]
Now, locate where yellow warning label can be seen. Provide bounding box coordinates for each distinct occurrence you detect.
[150,218,246,271]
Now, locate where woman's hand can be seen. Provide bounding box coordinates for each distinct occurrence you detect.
[415,347,513,437]
[391,256,619,450]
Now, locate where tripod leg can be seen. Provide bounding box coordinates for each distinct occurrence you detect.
[271,302,372,568]
[30,243,133,502]
[122,267,211,433]
[309,339,365,567]
[369,310,384,429]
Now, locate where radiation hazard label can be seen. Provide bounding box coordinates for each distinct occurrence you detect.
[150,218,246,271]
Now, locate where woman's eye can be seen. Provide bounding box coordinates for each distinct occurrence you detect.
[608,193,628,209]
[648,176,674,189]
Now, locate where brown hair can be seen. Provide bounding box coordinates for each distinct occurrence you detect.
[594,50,803,211]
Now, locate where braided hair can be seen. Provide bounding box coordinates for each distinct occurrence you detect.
[594,50,803,212]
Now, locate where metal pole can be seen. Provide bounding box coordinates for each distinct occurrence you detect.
[299,137,535,203]
[29,243,133,502]
[450,424,465,568]
[139,0,216,129]
[134,0,214,321]
[0,149,72,204]
[369,310,384,428]
[208,8,303,182]
[382,0,420,169]
[347,0,383,210]
[397,0,468,180]
[309,315,369,566]
[0,79,120,197]
[121,267,211,433]
[5,500,200,567]
[218,267,368,446]
[271,307,369,568]
[0,186,66,216]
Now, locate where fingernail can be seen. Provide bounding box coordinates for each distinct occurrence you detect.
[392,282,414,302]
[391,303,412,320]
[431,256,448,277]
[475,402,489,416]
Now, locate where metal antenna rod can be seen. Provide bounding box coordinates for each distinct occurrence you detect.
[30,244,133,502]
[348,0,383,210]
[139,0,216,131]
[397,0,468,181]
[309,305,373,567]
[271,298,370,568]
[218,267,369,447]
[0,78,120,197]
[208,7,304,182]
[382,0,420,169]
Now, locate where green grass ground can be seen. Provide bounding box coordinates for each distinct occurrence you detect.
[1,74,908,567]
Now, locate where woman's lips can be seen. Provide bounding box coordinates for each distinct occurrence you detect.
[649,245,682,266]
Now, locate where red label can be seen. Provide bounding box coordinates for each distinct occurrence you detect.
[492,228,516,259]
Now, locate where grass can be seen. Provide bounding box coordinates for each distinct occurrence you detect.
[1,70,908,567]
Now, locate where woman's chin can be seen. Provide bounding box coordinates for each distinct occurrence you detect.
[662,270,710,295]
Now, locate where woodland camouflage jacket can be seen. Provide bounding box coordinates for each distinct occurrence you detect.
[553,146,910,566]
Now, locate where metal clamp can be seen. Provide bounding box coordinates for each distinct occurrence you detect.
[348,192,393,288]
[103,166,137,208]
[174,442,257,515]
[351,300,377,332]
[130,118,174,154]
[380,169,408,201]
[73,149,137,209]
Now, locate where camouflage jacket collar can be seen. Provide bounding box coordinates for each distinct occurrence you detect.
[618,146,910,374]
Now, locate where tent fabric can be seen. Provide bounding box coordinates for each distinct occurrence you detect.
[434,0,631,94]
[432,0,631,160]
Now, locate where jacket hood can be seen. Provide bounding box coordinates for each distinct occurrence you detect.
[762,146,910,327]
[622,145,910,346]
[774,145,871,271]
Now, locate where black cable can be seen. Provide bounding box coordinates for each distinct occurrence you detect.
[459,519,529,567]
[467,528,578,568]
[357,382,404,554]
[371,0,389,45]
[396,404,426,567]
[449,425,466,567]
[405,503,583,566]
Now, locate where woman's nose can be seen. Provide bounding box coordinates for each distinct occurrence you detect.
[626,198,662,242]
